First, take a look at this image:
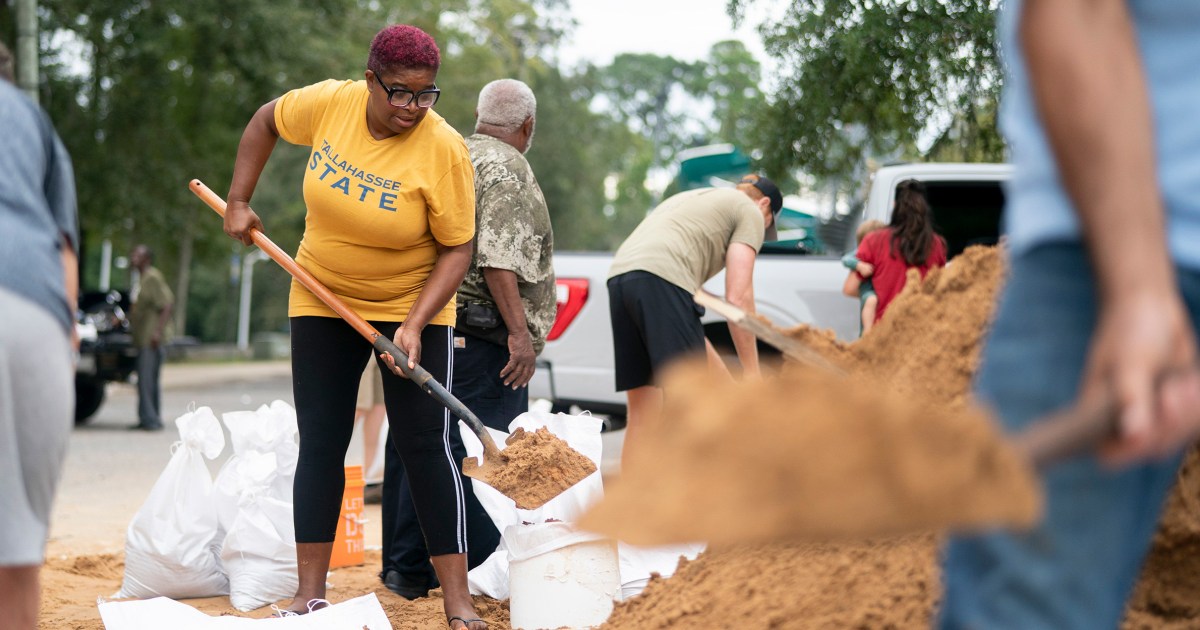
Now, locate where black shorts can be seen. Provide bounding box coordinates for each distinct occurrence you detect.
[607,271,706,391]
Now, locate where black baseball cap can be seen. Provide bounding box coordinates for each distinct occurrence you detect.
[740,174,783,241]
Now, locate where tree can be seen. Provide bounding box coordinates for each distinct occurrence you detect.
[730,0,1003,180]
[592,53,706,167]
[699,40,763,144]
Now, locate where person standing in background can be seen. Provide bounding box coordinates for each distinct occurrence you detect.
[842,180,946,325]
[380,77,556,599]
[128,244,174,432]
[0,48,80,630]
[607,174,781,469]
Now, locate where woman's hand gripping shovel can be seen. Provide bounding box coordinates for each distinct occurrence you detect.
[189,179,594,509]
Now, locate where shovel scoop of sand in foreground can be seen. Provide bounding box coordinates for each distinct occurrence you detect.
[579,361,1050,546]
[188,179,593,510]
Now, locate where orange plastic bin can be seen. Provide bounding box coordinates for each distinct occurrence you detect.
[330,465,365,568]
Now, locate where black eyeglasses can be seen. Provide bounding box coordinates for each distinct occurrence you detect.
[374,73,440,108]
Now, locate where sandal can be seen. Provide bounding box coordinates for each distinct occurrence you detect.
[270,599,330,618]
[449,616,487,629]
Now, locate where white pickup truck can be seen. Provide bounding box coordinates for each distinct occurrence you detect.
[529,162,1012,420]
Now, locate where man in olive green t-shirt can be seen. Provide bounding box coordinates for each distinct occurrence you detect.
[607,175,781,467]
[129,244,174,431]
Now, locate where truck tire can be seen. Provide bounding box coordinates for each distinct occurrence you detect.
[74,375,105,425]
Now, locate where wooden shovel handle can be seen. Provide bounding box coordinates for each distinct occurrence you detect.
[1012,396,1117,470]
[693,290,844,374]
[188,179,502,460]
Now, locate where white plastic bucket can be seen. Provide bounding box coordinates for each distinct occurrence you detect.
[509,537,621,629]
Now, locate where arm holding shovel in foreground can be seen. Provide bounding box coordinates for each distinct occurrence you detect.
[1021,0,1200,464]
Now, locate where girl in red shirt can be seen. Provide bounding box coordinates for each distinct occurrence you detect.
[843,179,947,325]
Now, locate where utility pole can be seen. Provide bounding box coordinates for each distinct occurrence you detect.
[15,0,38,102]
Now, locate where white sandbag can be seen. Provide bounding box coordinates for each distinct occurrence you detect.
[617,542,705,600]
[460,410,604,524]
[466,549,509,600]
[98,592,393,629]
[221,452,299,612]
[461,410,604,598]
[214,402,299,533]
[222,498,298,613]
[117,407,228,600]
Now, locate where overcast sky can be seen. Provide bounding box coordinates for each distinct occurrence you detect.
[558,0,778,76]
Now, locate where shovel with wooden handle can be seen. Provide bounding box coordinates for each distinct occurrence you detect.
[693,289,846,375]
[188,179,522,494]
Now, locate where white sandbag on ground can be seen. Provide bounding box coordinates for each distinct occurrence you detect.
[220,451,299,612]
[117,407,228,600]
[617,541,706,600]
[214,402,299,532]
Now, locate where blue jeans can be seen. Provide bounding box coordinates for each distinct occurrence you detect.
[939,242,1200,629]
[382,332,529,582]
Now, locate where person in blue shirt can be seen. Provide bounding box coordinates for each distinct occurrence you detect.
[0,44,79,630]
[939,2,1200,628]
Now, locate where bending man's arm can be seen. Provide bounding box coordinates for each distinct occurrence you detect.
[724,242,760,378]
[1022,0,1200,464]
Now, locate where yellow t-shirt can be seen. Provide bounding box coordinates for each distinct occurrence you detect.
[274,79,475,324]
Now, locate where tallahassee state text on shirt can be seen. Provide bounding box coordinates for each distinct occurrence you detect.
[309,139,406,211]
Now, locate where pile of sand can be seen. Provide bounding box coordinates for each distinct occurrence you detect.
[605,538,940,629]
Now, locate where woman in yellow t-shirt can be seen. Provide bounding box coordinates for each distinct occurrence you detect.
[222,25,483,628]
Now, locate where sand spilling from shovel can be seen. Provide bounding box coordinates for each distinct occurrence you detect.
[581,246,1034,545]
[467,426,597,510]
[581,361,1041,545]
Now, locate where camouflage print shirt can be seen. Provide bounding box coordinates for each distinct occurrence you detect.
[460,134,556,353]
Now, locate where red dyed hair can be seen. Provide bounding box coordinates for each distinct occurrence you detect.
[368,25,440,73]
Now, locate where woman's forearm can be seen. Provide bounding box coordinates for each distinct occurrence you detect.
[405,240,473,329]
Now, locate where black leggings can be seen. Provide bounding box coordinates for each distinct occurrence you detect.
[290,316,465,555]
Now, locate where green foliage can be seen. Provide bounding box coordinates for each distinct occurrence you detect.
[700,40,763,144]
[731,0,1003,179]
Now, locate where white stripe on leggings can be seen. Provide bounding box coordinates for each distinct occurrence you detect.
[438,326,467,552]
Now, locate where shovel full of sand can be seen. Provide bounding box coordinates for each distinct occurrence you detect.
[578,359,1127,546]
[189,180,594,510]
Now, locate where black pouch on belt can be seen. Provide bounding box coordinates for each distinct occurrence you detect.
[455,301,510,347]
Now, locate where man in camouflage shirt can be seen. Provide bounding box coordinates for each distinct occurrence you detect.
[379,78,555,599]
[456,78,556,395]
